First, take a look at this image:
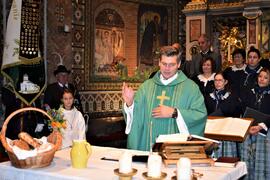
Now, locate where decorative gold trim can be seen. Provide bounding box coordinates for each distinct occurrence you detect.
[85,82,141,91]
[184,2,243,11]
[1,56,42,70]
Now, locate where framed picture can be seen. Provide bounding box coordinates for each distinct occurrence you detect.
[84,0,178,90]
[190,19,201,42]
[249,19,256,44]
[138,4,170,66]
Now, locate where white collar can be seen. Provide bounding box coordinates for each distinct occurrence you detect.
[210,91,230,101]
[58,82,68,88]
[160,73,178,85]
[197,73,215,86]
[231,64,246,72]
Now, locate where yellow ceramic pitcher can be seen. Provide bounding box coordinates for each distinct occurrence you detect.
[70,139,92,168]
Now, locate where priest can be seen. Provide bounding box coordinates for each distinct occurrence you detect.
[122,46,207,151]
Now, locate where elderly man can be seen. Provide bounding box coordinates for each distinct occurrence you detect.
[188,34,221,78]
[122,46,207,151]
[44,65,83,113]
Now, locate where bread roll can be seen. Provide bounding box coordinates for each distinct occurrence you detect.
[18,132,41,148]
[12,139,30,150]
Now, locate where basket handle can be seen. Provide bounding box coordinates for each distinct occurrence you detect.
[0,107,60,153]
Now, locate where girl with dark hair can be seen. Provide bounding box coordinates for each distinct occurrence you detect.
[240,68,270,180]
[60,89,86,149]
[240,46,263,91]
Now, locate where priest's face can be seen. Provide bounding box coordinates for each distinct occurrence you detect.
[159,55,180,79]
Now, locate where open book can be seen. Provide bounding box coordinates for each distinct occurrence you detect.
[204,117,253,142]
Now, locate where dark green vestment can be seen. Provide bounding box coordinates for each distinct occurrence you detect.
[125,71,207,151]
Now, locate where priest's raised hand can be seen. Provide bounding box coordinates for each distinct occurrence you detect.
[122,82,135,107]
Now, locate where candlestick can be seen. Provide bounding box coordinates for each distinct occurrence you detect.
[177,157,192,180]
[147,153,162,178]
[119,151,132,174]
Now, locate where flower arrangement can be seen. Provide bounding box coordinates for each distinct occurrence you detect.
[46,107,67,133]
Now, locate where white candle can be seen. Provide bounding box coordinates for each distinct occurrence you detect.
[147,153,162,178]
[119,151,132,174]
[177,157,192,180]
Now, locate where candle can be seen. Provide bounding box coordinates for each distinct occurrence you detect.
[119,151,132,174]
[147,153,162,178]
[177,157,192,180]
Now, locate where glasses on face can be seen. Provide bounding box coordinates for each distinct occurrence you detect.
[160,62,177,68]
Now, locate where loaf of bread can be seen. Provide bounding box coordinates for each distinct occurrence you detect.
[18,132,41,148]
[12,139,30,150]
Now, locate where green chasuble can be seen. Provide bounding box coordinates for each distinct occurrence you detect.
[125,71,207,151]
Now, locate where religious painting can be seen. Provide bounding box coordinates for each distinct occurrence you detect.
[261,22,270,56]
[94,8,125,79]
[84,1,178,90]
[249,19,256,44]
[190,19,201,42]
[138,4,168,66]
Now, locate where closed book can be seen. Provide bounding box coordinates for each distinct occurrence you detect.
[243,107,270,136]
[214,157,240,168]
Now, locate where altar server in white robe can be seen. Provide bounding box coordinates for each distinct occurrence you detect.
[60,88,86,149]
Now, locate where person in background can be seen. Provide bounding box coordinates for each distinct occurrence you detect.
[122,46,207,151]
[240,68,270,180]
[204,72,242,157]
[43,65,83,113]
[240,46,262,91]
[60,88,86,149]
[192,57,216,98]
[223,48,246,97]
[188,34,221,78]
[205,72,241,117]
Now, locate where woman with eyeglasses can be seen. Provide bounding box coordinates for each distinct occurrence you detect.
[204,72,242,157]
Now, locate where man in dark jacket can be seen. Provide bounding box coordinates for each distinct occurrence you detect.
[43,65,83,113]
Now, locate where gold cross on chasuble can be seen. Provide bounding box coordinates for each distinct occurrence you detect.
[157,90,170,105]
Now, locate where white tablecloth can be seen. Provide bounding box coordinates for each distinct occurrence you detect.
[0,146,247,180]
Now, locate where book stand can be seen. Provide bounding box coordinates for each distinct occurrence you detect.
[153,138,216,166]
[205,116,254,142]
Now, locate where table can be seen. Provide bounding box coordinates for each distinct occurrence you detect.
[0,146,247,180]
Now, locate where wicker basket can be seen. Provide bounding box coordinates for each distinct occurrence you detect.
[0,107,62,168]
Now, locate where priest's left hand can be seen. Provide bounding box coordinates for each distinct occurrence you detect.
[152,105,174,118]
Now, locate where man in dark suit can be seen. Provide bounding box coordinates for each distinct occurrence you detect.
[188,34,221,78]
[43,65,83,113]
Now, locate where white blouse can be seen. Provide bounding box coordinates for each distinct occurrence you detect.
[60,107,86,149]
